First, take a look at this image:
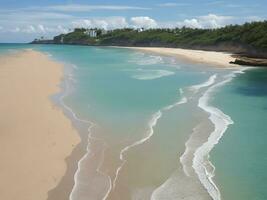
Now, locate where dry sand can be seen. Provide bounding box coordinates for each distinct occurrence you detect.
[125,47,236,67]
[0,50,80,200]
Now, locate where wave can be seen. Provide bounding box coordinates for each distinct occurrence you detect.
[129,53,163,65]
[132,69,175,80]
[110,89,188,198]
[150,74,218,200]
[192,68,247,200]
[189,74,217,93]
[180,74,218,177]
[149,70,246,200]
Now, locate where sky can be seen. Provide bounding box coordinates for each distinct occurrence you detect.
[0,0,266,42]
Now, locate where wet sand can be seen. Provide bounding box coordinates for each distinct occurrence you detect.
[0,50,80,200]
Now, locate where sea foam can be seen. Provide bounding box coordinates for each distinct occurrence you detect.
[192,69,246,200]
[132,69,175,80]
[189,74,217,93]
[150,70,245,200]
[129,53,163,65]
[180,74,217,177]
[150,74,218,200]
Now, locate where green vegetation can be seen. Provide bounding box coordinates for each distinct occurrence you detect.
[33,21,267,57]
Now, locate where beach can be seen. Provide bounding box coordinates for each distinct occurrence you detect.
[0,50,80,200]
[0,44,265,200]
[124,47,236,67]
[33,46,224,200]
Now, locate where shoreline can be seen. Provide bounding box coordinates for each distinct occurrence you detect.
[0,50,81,200]
[119,47,237,68]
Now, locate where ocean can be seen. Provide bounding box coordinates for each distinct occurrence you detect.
[0,44,266,200]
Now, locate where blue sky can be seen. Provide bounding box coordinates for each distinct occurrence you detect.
[0,0,266,42]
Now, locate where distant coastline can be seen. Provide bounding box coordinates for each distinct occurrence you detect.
[31,21,267,67]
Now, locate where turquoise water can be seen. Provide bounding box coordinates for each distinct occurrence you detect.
[211,68,267,200]
[33,45,217,199]
[1,44,267,200]
[0,43,30,54]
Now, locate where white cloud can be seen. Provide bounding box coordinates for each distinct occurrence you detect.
[72,17,128,30]
[130,16,158,28]
[176,14,233,29]
[73,16,158,30]
[8,24,69,34]
[0,4,265,43]
[183,19,202,28]
[107,17,129,29]
[198,14,233,28]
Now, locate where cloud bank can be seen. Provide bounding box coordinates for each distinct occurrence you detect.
[0,13,237,35]
[0,3,264,42]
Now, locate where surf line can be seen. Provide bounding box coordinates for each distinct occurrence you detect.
[107,89,188,198]
[192,69,245,200]
[179,74,218,177]
[149,74,218,200]
[57,72,112,200]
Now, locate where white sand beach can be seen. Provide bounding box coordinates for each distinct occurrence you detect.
[0,50,80,200]
[125,47,237,67]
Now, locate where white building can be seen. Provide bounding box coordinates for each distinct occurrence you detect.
[85,29,97,38]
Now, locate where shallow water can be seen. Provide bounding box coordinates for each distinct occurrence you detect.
[211,68,267,200]
[33,45,218,199]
